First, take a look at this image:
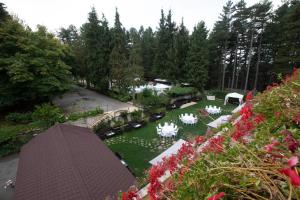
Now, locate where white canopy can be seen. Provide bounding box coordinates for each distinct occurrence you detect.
[224,92,244,105]
[134,83,171,94]
[207,115,231,129]
[149,139,187,165]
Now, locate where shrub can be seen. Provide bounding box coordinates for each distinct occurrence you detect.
[93,120,110,133]
[130,110,143,122]
[32,103,65,127]
[137,89,170,112]
[167,86,198,97]
[5,112,32,123]
[68,107,103,121]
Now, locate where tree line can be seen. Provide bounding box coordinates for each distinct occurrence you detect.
[0,0,299,109]
[59,0,300,94]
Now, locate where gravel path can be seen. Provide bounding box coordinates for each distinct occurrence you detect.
[53,85,133,114]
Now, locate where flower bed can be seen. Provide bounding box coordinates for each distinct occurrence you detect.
[122,68,300,200]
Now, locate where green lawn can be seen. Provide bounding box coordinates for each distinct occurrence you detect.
[105,99,236,177]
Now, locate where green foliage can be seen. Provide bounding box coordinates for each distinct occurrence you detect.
[0,18,71,108]
[32,103,65,127]
[130,110,143,122]
[185,22,209,91]
[108,91,132,102]
[68,107,103,121]
[209,89,228,99]
[137,89,170,112]
[167,86,198,97]
[5,112,32,124]
[93,120,110,133]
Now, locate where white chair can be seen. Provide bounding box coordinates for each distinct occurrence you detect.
[158,124,162,129]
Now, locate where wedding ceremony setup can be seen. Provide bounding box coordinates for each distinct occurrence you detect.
[205,105,222,114]
[179,113,198,125]
[156,122,179,137]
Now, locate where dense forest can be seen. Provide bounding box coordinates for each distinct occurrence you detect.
[0,0,300,109]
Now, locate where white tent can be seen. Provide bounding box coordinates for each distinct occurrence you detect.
[149,139,187,165]
[224,92,244,105]
[207,115,231,129]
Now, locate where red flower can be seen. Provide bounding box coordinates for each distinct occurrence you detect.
[288,156,298,167]
[280,168,300,186]
[246,91,253,101]
[202,136,225,153]
[195,136,205,145]
[240,104,253,120]
[293,67,298,80]
[275,112,281,119]
[253,114,265,124]
[263,139,280,152]
[208,192,225,200]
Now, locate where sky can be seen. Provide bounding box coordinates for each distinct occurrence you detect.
[2,0,282,33]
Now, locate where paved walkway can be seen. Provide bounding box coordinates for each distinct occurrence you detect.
[53,85,133,114]
[0,154,19,200]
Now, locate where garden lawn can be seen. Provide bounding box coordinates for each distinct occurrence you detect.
[105,99,236,178]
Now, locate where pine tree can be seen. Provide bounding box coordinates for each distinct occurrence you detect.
[174,19,189,82]
[141,27,155,79]
[185,22,209,91]
[109,8,128,93]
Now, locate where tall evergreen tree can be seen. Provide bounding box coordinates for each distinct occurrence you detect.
[141,27,155,79]
[174,19,189,82]
[154,10,168,78]
[185,22,209,91]
[109,8,128,92]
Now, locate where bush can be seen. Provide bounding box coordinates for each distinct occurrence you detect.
[208,90,228,99]
[68,107,103,121]
[130,110,143,122]
[32,103,65,127]
[108,91,132,102]
[167,86,198,97]
[137,89,170,112]
[93,120,110,134]
[5,112,32,123]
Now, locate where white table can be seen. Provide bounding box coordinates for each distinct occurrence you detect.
[181,115,197,125]
[161,125,176,137]
[205,106,221,114]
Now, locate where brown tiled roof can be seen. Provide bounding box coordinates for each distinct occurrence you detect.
[14,124,136,200]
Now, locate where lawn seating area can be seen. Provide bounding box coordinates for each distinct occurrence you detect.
[105,99,236,177]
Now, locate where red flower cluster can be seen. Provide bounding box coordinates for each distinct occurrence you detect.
[246,91,253,101]
[280,156,300,187]
[202,136,225,153]
[240,104,253,120]
[281,130,300,153]
[122,188,139,200]
[147,142,195,200]
[195,136,205,145]
[253,114,265,125]
[208,192,225,200]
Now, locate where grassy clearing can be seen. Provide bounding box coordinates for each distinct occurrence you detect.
[105,99,236,177]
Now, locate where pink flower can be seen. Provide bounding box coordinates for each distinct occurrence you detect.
[288,156,299,167]
[280,168,300,186]
[208,192,225,200]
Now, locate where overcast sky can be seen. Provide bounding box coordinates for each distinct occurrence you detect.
[2,0,282,33]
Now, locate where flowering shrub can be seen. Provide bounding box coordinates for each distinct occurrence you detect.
[122,68,300,200]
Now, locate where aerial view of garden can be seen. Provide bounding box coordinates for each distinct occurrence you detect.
[1,0,300,199]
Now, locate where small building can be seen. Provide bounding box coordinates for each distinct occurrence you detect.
[14,124,136,200]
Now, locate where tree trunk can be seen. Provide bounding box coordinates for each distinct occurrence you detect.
[253,33,263,92]
[244,28,254,92]
[231,35,239,90]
